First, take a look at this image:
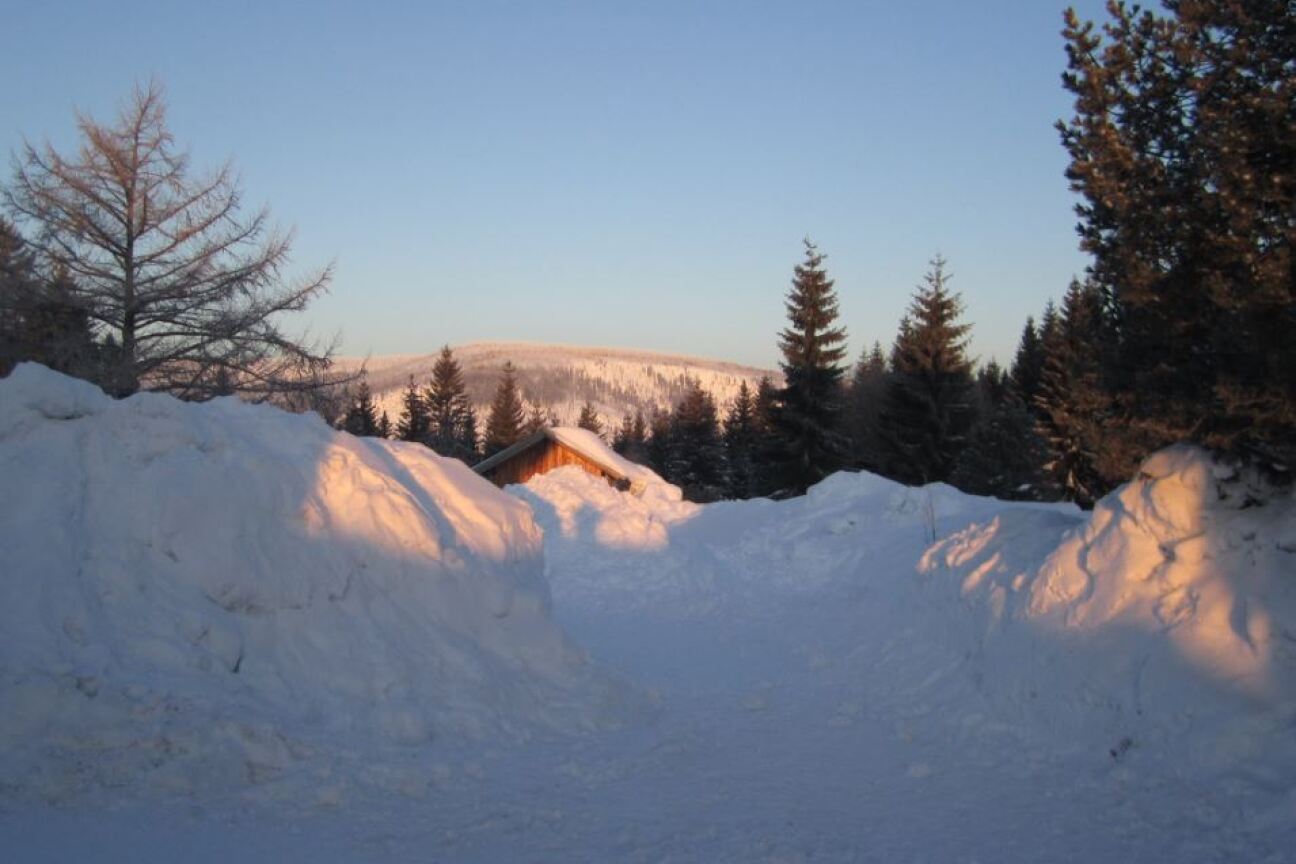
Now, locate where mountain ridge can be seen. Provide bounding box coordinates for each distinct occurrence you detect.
[335,342,779,428]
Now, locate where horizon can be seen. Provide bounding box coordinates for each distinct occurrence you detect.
[2,0,1110,369]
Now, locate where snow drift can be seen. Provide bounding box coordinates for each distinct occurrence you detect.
[0,365,614,804]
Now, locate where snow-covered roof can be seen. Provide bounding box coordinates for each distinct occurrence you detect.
[474,426,659,488]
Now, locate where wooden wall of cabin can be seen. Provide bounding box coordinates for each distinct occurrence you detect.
[485,439,616,487]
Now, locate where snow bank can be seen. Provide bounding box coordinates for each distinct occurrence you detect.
[918,445,1296,777]
[0,364,614,804]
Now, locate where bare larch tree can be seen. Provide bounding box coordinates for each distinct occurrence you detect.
[5,81,337,398]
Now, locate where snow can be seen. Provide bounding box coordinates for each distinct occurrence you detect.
[3,365,1295,861]
[0,364,616,807]
[335,341,777,426]
[544,426,675,496]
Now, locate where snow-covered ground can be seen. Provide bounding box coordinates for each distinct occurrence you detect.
[3,367,1294,862]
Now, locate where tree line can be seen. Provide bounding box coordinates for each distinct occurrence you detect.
[5,3,1290,505]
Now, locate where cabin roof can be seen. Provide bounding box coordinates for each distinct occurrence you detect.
[473,426,648,485]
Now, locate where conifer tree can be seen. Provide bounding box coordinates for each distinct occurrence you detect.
[577,401,603,438]
[646,406,672,478]
[613,413,633,453]
[877,255,976,485]
[667,381,727,502]
[342,381,380,437]
[1009,317,1045,409]
[483,361,526,457]
[844,342,888,471]
[1036,279,1116,506]
[376,411,392,440]
[1059,1,1295,469]
[723,381,760,499]
[459,405,479,462]
[425,346,476,462]
[395,376,431,444]
[522,401,549,436]
[770,239,849,494]
[951,395,1051,501]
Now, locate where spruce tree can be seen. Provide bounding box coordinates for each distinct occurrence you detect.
[844,342,888,471]
[646,406,672,479]
[1059,1,1296,470]
[951,395,1051,501]
[1009,317,1045,409]
[483,361,526,457]
[395,376,430,444]
[1036,279,1117,506]
[667,381,727,502]
[877,255,976,485]
[522,401,549,436]
[425,346,476,462]
[723,381,760,499]
[342,381,381,437]
[770,239,849,494]
[577,401,603,438]
[376,411,393,440]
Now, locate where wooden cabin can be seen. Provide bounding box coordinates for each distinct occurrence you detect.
[473,427,636,490]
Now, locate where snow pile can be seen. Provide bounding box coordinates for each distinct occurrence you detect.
[918,444,1296,777]
[545,426,668,496]
[513,464,696,552]
[0,365,614,804]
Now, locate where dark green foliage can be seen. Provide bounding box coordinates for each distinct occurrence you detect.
[843,342,888,472]
[769,240,849,494]
[425,346,477,462]
[1035,280,1119,506]
[723,381,760,499]
[952,395,1051,501]
[577,401,603,438]
[613,410,649,465]
[666,381,727,502]
[342,381,381,437]
[395,376,431,444]
[1009,317,1045,408]
[1059,1,1296,469]
[877,256,976,485]
[484,361,526,457]
[376,411,392,440]
[646,406,672,478]
[1,222,103,381]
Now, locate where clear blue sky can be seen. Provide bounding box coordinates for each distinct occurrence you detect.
[2,0,1110,369]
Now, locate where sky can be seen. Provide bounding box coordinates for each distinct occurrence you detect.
[0,0,1113,370]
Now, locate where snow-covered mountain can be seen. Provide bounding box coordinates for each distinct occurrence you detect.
[335,342,778,427]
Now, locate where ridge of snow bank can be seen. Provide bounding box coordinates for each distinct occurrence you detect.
[0,364,616,804]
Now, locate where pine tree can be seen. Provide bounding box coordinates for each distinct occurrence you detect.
[877,255,976,485]
[577,401,603,438]
[646,406,672,479]
[1059,1,1296,470]
[951,395,1051,501]
[667,381,727,502]
[1009,317,1045,409]
[1036,279,1118,506]
[723,381,760,499]
[425,346,476,462]
[522,401,549,436]
[483,361,526,457]
[342,381,381,437]
[395,376,430,444]
[844,342,888,471]
[770,239,849,494]
[459,405,479,463]
[376,411,393,440]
